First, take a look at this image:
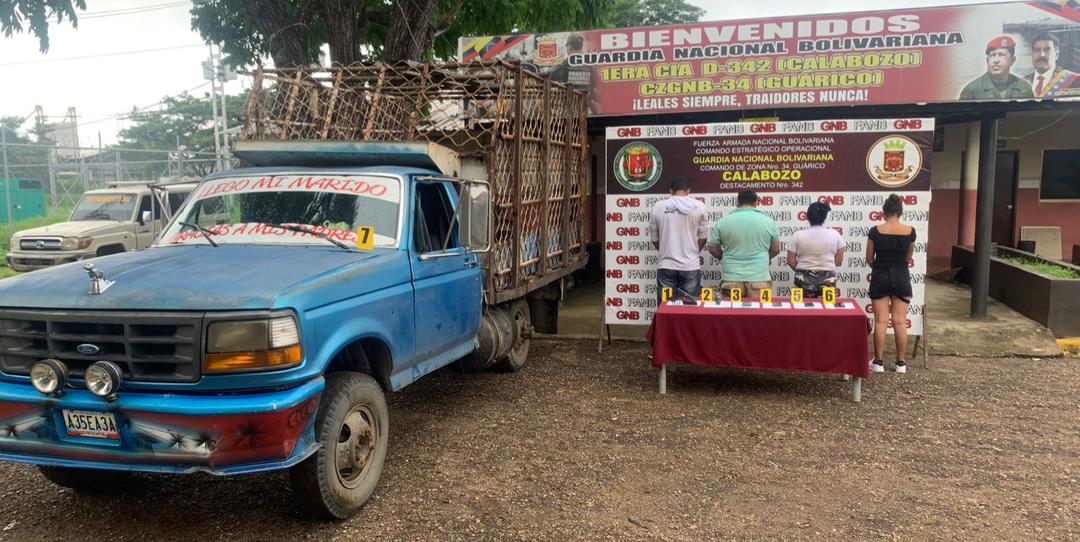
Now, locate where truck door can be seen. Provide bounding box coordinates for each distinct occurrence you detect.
[409,180,483,366]
[133,194,157,249]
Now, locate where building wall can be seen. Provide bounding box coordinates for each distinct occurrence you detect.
[927,113,1080,273]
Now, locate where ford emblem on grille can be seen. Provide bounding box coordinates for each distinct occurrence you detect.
[77,344,101,356]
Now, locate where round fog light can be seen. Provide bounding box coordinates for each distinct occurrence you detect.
[85,361,123,398]
[30,359,68,395]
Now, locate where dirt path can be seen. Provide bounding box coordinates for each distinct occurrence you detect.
[1,340,1077,541]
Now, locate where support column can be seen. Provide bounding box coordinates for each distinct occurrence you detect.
[958,122,981,246]
[971,117,998,318]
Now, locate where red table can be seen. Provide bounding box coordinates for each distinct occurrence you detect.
[646,299,873,401]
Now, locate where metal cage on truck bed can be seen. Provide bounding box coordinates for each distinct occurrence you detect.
[241,61,589,304]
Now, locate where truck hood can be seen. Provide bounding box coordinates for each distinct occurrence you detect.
[0,245,393,311]
[16,221,122,238]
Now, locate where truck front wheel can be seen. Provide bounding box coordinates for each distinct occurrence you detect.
[290,372,389,519]
[495,299,531,372]
[38,466,134,494]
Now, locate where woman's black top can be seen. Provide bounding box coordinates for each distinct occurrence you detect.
[868,226,916,269]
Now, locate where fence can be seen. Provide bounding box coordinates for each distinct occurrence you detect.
[0,139,226,225]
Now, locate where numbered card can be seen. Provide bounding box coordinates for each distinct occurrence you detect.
[700,288,715,303]
[356,226,375,250]
[791,288,804,304]
[760,288,772,304]
[822,287,837,306]
[661,287,674,303]
[730,288,742,303]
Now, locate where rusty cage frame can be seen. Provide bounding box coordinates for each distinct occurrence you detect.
[241,61,589,304]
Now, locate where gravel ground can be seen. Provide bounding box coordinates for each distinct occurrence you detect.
[0,339,1077,541]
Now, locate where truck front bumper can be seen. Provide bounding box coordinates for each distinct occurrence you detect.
[0,376,323,475]
[6,250,95,272]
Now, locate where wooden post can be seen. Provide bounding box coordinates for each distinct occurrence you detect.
[562,90,580,267]
[539,78,552,276]
[281,69,304,140]
[363,66,388,140]
[322,69,345,140]
[244,66,264,139]
[511,64,524,291]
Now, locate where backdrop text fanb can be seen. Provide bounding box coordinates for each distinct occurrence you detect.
[603,118,934,335]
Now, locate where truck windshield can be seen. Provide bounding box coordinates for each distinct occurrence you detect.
[160,174,402,248]
[70,193,137,221]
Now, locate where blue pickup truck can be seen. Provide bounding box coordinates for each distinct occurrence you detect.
[0,140,587,518]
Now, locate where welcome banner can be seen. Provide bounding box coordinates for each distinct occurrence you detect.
[461,2,1080,115]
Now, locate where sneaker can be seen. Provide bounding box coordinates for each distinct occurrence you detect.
[870,360,885,373]
[894,360,907,374]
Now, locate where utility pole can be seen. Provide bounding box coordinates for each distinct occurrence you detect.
[204,47,223,172]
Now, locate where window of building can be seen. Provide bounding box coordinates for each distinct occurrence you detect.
[1040,149,1080,200]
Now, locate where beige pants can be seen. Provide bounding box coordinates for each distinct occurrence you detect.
[720,281,773,300]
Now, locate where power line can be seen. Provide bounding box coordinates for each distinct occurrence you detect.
[79,1,192,20]
[0,44,205,66]
[78,81,214,127]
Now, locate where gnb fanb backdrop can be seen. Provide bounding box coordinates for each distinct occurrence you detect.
[603,118,933,334]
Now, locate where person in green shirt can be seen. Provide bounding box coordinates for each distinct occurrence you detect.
[959,36,1035,101]
[707,190,780,299]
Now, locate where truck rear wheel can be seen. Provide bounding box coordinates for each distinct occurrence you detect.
[495,300,531,372]
[38,466,134,494]
[290,372,389,519]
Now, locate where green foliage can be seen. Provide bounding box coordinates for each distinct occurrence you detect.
[608,0,704,28]
[189,0,621,67]
[0,0,85,52]
[118,91,247,154]
[999,254,1080,279]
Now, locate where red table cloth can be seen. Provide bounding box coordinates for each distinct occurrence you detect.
[646,299,873,379]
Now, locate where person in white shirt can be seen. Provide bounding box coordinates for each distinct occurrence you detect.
[786,202,847,298]
[649,177,707,305]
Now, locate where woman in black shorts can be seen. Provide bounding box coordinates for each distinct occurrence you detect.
[866,194,916,374]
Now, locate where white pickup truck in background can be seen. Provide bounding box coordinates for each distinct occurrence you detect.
[7,181,196,272]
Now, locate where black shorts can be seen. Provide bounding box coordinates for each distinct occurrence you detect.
[869,267,912,303]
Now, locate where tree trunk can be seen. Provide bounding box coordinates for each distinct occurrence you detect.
[324,0,362,65]
[383,0,439,62]
[241,0,311,67]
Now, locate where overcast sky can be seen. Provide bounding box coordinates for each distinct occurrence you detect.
[0,0,1005,147]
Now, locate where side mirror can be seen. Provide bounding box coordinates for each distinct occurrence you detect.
[459,181,491,252]
[139,210,152,226]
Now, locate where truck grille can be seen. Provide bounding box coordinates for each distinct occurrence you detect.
[0,309,202,383]
[19,238,62,251]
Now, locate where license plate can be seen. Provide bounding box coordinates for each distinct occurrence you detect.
[62,410,119,440]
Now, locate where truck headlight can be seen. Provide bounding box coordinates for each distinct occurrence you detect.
[61,237,93,251]
[85,361,123,398]
[205,316,302,373]
[30,359,68,395]
[9,236,18,250]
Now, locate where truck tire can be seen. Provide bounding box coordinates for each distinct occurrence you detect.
[38,466,134,494]
[290,372,389,520]
[96,245,125,257]
[495,299,531,372]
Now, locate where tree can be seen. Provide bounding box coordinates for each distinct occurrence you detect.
[608,0,704,28]
[117,92,247,176]
[0,0,85,53]
[190,0,614,67]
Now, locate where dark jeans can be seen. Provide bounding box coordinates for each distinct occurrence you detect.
[657,268,702,306]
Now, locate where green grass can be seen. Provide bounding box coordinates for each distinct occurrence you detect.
[999,254,1080,279]
[0,209,74,280]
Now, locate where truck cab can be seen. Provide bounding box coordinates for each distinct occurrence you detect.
[0,143,500,519]
[7,182,197,272]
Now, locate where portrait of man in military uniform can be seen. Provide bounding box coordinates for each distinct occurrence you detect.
[1028,33,1080,98]
[959,36,1035,100]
